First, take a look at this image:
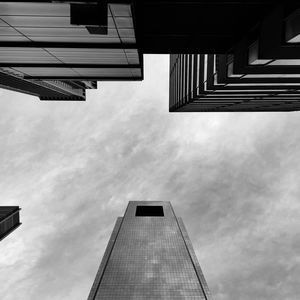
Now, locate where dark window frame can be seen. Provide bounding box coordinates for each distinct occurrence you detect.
[135,206,164,217]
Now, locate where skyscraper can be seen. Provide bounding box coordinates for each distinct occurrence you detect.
[0,206,21,241]
[87,201,212,299]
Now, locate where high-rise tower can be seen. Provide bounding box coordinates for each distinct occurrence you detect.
[87,201,212,299]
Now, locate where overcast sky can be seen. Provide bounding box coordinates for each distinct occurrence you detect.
[0,55,299,300]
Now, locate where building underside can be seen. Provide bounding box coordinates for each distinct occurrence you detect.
[0,206,21,242]
[0,1,300,110]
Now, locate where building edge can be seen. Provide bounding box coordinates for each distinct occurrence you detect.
[177,217,213,300]
[87,217,123,300]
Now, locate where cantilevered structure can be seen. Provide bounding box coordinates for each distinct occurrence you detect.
[169,3,300,112]
[2,1,300,110]
[0,206,21,241]
[0,1,143,100]
[169,54,300,112]
[87,201,212,299]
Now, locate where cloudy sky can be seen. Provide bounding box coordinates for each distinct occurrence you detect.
[0,55,299,300]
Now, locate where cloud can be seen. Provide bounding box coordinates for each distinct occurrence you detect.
[0,55,299,300]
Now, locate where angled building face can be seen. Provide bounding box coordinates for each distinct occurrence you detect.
[169,54,300,112]
[0,206,21,241]
[0,1,277,102]
[0,1,143,100]
[3,1,300,110]
[169,4,300,112]
[88,201,211,300]
[0,70,96,100]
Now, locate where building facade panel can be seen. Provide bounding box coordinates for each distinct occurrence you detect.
[0,2,142,80]
[170,53,300,112]
[0,206,21,241]
[88,201,211,300]
[2,1,300,105]
[0,1,143,100]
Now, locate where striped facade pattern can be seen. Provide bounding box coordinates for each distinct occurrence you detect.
[169,54,300,112]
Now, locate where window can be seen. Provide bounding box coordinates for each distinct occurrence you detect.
[135,206,164,217]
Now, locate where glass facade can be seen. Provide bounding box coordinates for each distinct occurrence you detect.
[0,2,134,43]
[1,2,300,103]
[0,2,142,80]
[87,201,212,300]
[0,1,142,100]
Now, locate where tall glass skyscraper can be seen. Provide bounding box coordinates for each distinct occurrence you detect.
[87,201,212,300]
[0,1,142,101]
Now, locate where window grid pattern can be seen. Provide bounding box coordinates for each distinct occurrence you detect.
[90,201,210,300]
